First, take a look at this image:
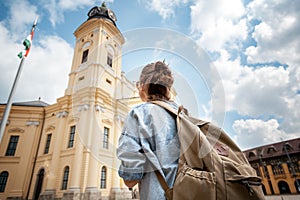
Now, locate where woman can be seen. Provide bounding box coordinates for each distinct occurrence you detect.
[117,61,180,200]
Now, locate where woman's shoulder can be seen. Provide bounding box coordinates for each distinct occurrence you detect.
[129,101,178,118]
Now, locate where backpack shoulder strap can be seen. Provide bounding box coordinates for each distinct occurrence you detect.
[150,101,180,192]
[154,171,170,192]
[151,100,182,116]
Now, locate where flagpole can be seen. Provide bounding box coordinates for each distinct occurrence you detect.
[0,18,37,143]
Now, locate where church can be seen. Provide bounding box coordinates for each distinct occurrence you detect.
[0,3,138,200]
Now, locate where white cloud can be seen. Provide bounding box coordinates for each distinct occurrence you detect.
[213,51,300,144]
[42,0,64,27]
[19,36,73,103]
[7,0,39,36]
[282,93,300,133]
[233,66,289,117]
[0,20,73,104]
[40,0,114,27]
[190,0,247,51]
[233,119,298,150]
[213,50,290,116]
[145,0,189,19]
[246,0,300,65]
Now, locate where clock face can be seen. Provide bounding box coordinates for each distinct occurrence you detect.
[107,9,116,21]
[88,7,99,17]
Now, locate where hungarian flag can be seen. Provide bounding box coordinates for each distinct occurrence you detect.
[18,31,34,59]
[17,17,37,59]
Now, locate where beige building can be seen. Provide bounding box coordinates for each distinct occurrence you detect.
[0,4,138,200]
[243,137,300,198]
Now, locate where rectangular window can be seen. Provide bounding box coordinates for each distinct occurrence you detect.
[44,134,52,154]
[107,53,113,67]
[103,127,109,149]
[68,126,76,148]
[0,171,9,192]
[81,49,89,63]
[5,136,19,156]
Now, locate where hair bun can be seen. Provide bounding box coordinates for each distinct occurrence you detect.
[139,61,174,89]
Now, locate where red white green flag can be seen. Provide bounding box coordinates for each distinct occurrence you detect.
[17,18,37,59]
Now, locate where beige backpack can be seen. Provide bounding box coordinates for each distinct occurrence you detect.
[152,101,265,200]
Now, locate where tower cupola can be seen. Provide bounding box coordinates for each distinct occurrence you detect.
[87,2,117,26]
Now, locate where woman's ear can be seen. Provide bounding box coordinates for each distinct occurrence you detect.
[140,83,147,92]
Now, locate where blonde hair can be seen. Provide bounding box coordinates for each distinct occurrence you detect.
[139,61,174,100]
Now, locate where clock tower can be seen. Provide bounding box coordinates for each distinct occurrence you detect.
[40,3,136,200]
[65,2,125,98]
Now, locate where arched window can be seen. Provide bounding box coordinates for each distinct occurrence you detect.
[278,181,291,194]
[295,179,300,193]
[33,168,45,200]
[0,171,9,192]
[61,166,70,190]
[248,151,256,158]
[100,166,107,189]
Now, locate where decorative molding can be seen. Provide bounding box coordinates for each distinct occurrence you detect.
[102,119,112,125]
[56,111,69,118]
[8,127,24,133]
[69,118,78,124]
[115,115,125,123]
[45,125,55,132]
[78,104,90,112]
[95,105,105,113]
[93,28,99,34]
[82,41,91,49]
[101,29,107,35]
[26,121,40,126]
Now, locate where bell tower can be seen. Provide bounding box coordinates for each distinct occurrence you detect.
[55,3,135,199]
[65,2,124,100]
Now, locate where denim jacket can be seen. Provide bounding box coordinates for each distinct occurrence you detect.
[117,101,180,200]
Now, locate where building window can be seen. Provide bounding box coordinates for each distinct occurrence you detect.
[33,168,45,200]
[61,166,69,190]
[103,127,109,149]
[44,134,52,154]
[278,181,291,194]
[267,146,277,154]
[272,163,284,175]
[100,166,107,189]
[248,151,256,158]
[68,126,76,148]
[107,53,113,67]
[106,79,112,84]
[5,135,19,156]
[81,49,89,63]
[0,171,8,192]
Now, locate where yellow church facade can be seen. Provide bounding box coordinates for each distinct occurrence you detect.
[0,4,138,200]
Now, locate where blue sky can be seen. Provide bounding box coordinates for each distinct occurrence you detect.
[0,0,299,150]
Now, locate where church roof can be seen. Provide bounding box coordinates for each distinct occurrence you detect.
[6,100,50,107]
[13,100,49,107]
